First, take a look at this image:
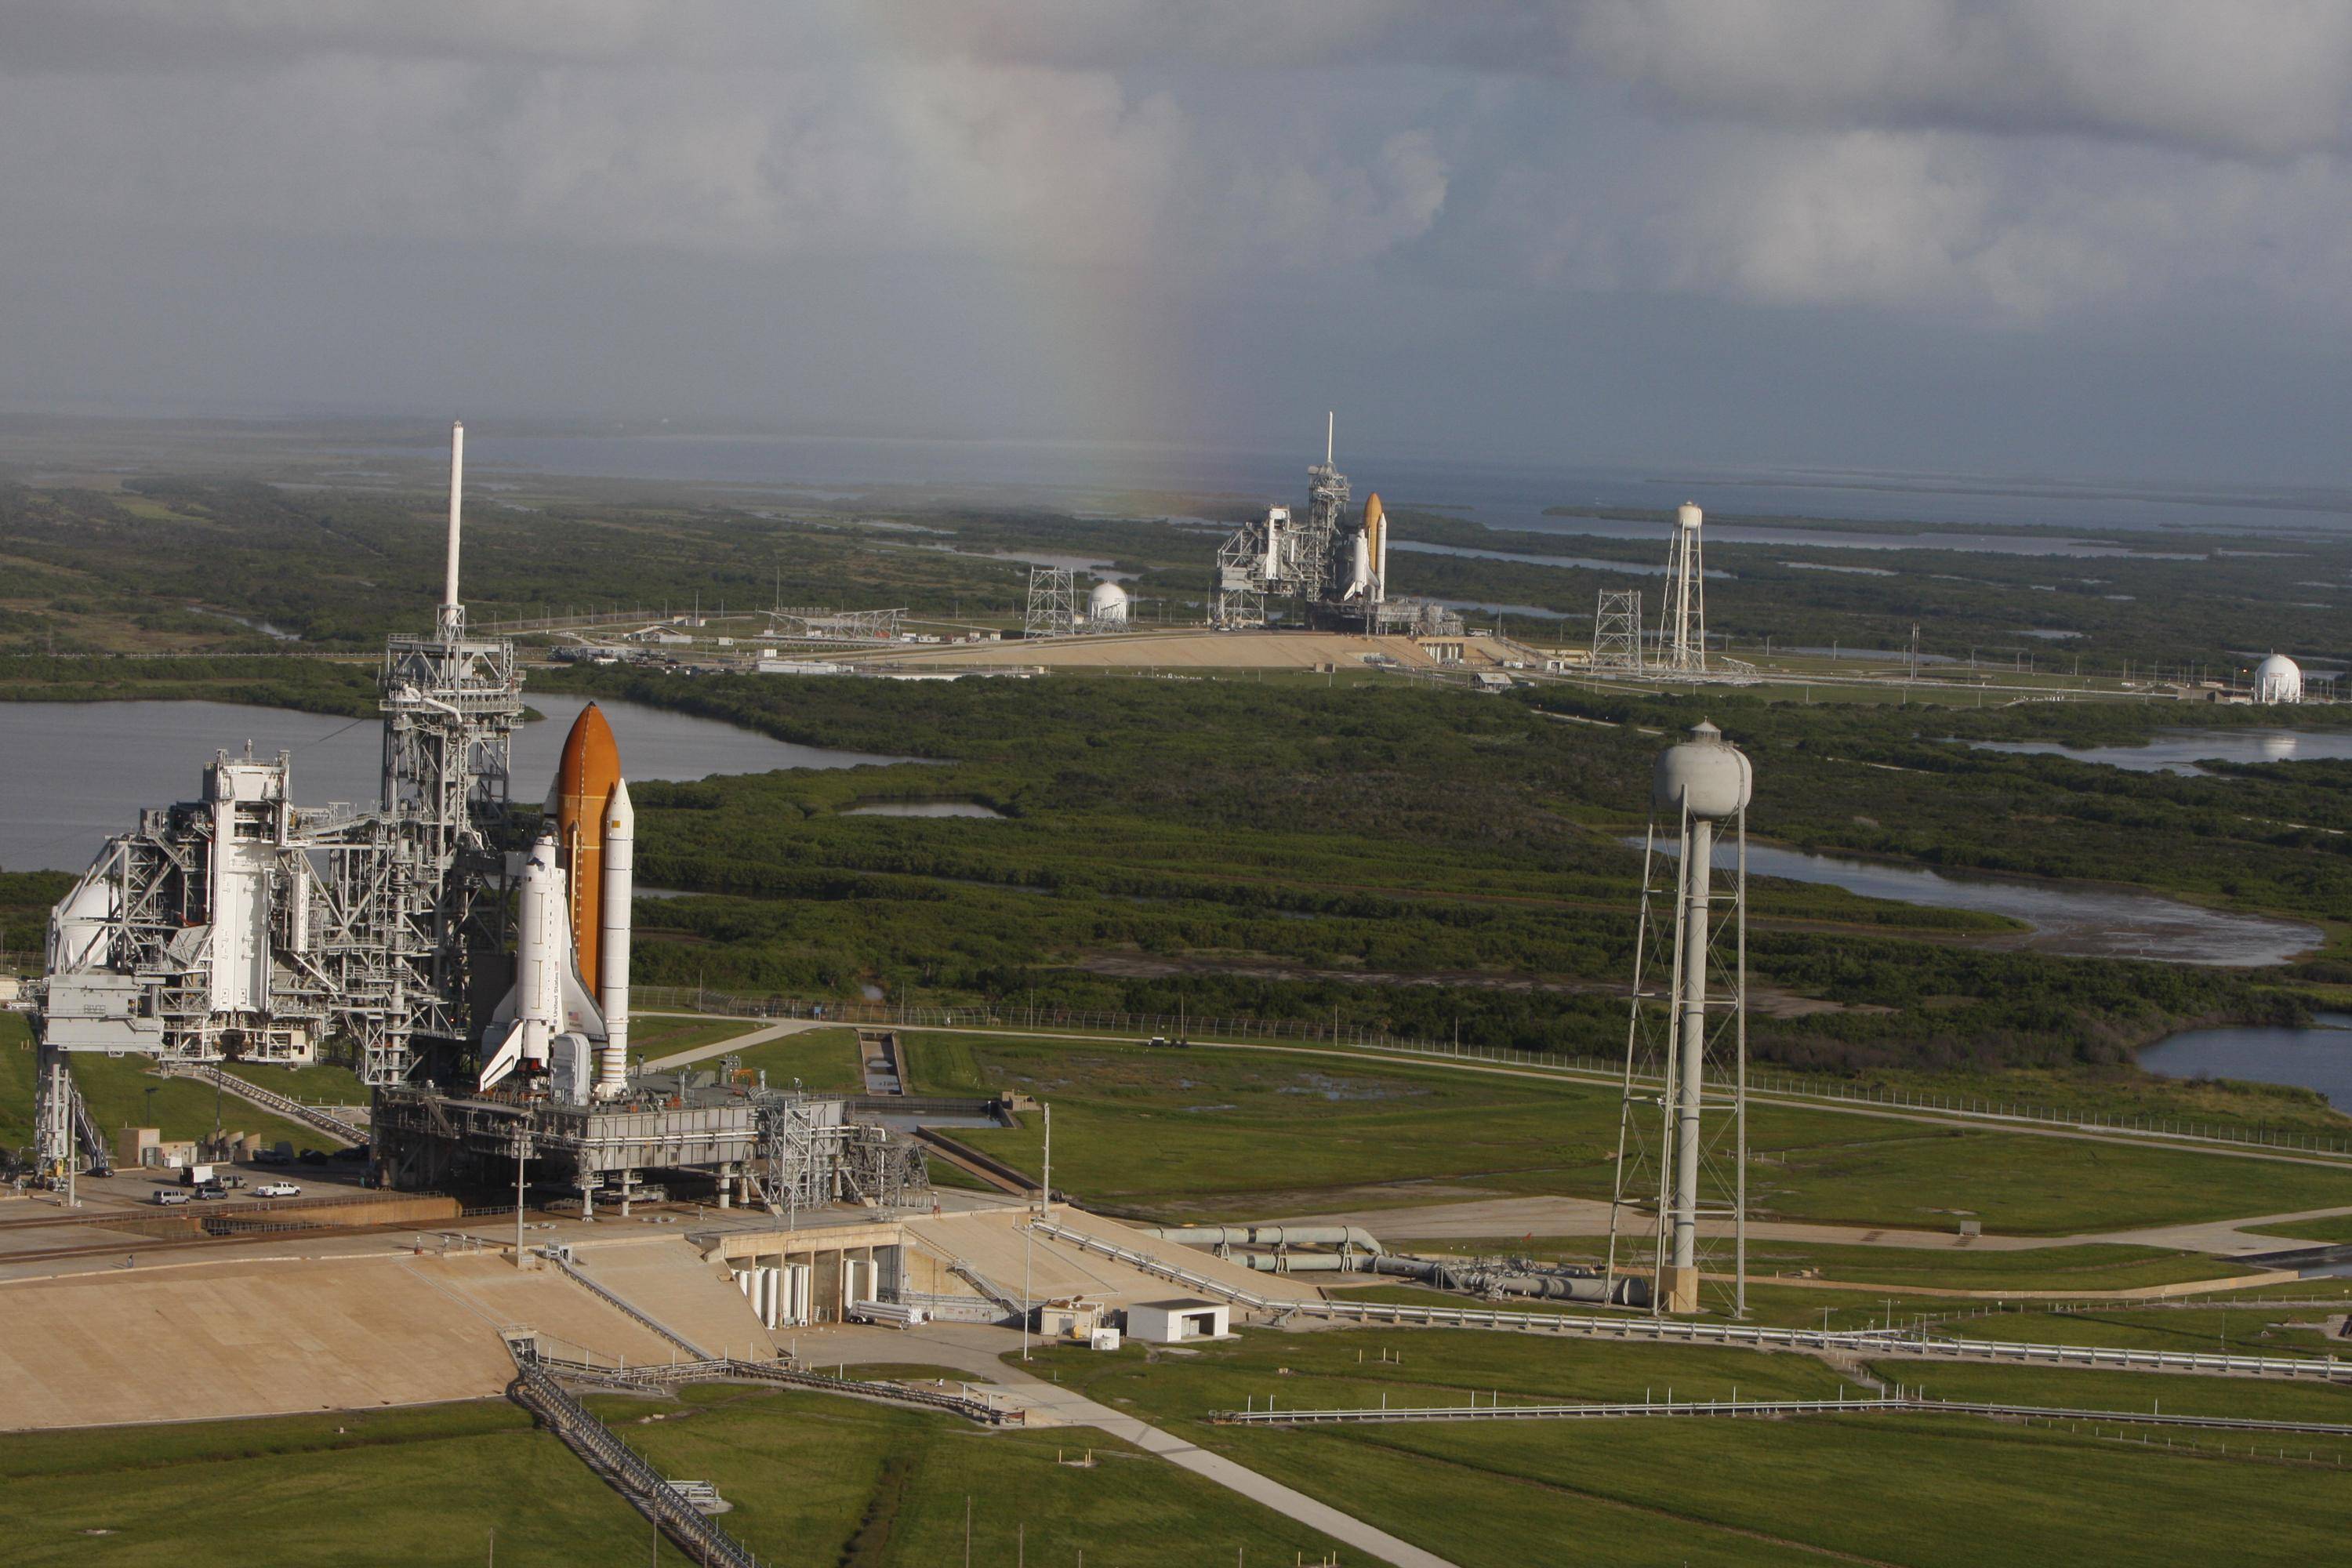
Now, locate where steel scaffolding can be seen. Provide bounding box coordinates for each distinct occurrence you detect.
[1593,590,1645,672]
[1024,566,1076,638]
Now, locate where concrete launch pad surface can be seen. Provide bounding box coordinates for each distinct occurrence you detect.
[0,1252,674,1432]
[855,630,1522,673]
[898,1205,1328,1308]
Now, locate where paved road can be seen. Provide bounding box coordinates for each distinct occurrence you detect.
[1290,1194,2352,1259]
[802,1321,1459,1568]
[642,1018,829,1070]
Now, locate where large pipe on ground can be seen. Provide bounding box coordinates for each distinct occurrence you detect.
[1138,1225,1385,1256]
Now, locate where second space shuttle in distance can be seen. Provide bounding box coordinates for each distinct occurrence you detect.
[1341,490,1388,603]
[480,702,634,1102]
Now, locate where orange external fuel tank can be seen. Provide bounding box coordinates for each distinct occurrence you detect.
[554,702,622,993]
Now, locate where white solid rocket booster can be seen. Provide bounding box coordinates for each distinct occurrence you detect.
[596,779,633,1098]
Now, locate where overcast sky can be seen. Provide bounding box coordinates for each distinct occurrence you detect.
[5,2,2351,484]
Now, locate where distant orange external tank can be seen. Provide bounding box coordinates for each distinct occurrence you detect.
[554,703,622,993]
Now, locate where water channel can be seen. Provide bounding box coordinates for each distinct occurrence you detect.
[1965,728,2352,776]
[0,696,915,873]
[1641,837,2319,967]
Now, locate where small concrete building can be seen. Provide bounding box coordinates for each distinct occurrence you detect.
[1125,1298,1231,1344]
[1035,1298,1105,1341]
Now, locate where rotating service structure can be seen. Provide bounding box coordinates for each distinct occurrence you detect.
[40,420,520,1095]
[32,418,935,1216]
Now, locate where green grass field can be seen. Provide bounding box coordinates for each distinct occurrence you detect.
[723,1025,864,1092]
[904,1030,2352,1236]
[1867,1360,2352,1428]
[1924,1301,2350,1360]
[627,1014,771,1061]
[1021,1327,2351,1567]
[219,1059,370,1108]
[0,1400,697,1566]
[2246,1212,2352,1243]
[580,1382,1344,1566]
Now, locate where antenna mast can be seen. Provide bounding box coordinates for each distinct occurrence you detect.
[439,420,466,640]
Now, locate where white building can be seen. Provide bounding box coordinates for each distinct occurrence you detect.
[2253,652,2304,705]
[1124,1298,1231,1343]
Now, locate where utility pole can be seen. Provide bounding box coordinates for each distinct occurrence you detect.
[512,1127,532,1268]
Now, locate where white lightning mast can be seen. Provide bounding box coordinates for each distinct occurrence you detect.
[439,420,466,640]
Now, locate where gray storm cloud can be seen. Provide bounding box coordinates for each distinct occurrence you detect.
[2,2,2348,474]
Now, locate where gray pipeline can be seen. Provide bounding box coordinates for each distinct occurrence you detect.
[1137,1224,1385,1256]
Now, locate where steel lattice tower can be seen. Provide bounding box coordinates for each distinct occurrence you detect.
[1024,566,1077,637]
[1592,589,1644,671]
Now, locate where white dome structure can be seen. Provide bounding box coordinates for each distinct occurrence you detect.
[2253,653,2303,705]
[1087,579,1131,628]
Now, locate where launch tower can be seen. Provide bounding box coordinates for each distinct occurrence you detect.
[1208,415,1446,633]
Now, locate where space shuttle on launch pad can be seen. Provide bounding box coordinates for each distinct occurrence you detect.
[419,414,633,1102]
[479,704,635,1101]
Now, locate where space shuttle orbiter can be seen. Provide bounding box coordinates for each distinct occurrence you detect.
[479,702,634,1101]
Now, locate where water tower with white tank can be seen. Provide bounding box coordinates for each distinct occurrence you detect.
[1607,720,1751,1316]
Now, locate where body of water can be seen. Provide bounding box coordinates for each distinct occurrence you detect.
[420,433,2352,545]
[1643,837,2318,966]
[1965,728,2352,776]
[2140,1015,2352,1109]
[1391,539,1731,579]
[0,696,913,873]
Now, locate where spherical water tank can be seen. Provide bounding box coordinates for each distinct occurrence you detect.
[1677,502,1704,531]
[1088,579,1131,626]
[1653,720,1752,819]
[2253,652,2303,705]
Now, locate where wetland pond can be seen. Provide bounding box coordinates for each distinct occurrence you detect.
[1642,837,2318,967]
[1964,728,2352,776]
[2140,1015,2352,1110]
[0,695,916,872]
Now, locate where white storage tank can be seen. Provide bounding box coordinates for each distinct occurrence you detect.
[2253,653,2303,705]
[1088,580,1131,627]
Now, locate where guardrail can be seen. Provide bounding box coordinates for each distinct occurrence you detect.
[155,1062,367,1145]
[1216,1390,2352,1437]
[1030,1220,2349,1381]
[506,1344,761,1568]
[535,1351,1009,1424]
[542,1251,714,1360]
